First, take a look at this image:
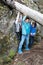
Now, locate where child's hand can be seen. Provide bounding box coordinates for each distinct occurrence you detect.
[33,33,36,35]
[30,33,33,35]
[30,33,36,36]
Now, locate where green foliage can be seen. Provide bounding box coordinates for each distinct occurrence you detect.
[9,49,16,59]
[0,57,3,65]
[3,56,12,63]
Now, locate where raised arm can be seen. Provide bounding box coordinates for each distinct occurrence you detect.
[22,16,26,21]
[15,12,20,24]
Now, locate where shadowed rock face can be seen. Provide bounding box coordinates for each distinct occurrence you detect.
[0,2,18,56]
[33,0,43,13]
[38,0,43,13]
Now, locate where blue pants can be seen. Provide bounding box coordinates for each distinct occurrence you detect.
[29,36,34,48]
[18,34,30,50]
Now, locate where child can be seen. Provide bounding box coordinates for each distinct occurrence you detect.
[18,16,31,54]
[15,12,22,41]
[29,21,37,48]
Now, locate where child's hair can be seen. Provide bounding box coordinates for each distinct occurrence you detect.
[32,21,37,28]
[25,16,30,20]
[34,21,37,27]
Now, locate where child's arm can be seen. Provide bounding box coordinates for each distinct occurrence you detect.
[30,33,36,36]
[33,33,36,35]
[22,16,26,21]
[15,12,20,24]
[21,16,26,25]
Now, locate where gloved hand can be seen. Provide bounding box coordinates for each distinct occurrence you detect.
[30,33,36,36]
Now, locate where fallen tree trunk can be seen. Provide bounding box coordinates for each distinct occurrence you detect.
[2,0,43,25]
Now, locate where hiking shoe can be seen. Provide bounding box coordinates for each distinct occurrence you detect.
[18,50,23,54]
[25,48,30,51]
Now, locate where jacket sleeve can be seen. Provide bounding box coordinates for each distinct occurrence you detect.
[22,16,26,21]
[15,12,20,24]
[30,25,32,33]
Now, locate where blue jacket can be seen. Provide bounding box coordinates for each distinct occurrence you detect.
[22,21,31,35]
[30,25,36,36]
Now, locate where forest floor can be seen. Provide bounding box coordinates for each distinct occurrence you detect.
[13,39,43,65]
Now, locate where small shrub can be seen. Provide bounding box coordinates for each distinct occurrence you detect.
[9,49,16,59]
[3,56,12,63]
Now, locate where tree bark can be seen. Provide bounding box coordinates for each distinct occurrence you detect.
[2,0,43,25]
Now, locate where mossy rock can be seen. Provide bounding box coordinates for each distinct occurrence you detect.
[13,35,19,50]
[3,56,12,63]
[9,49,16,59]
[0,35,11,53]
[0,57,3,64]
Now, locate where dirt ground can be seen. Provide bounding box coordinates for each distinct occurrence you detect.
[13,39,43,65]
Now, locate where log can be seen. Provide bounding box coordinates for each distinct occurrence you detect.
[2,0,43,25]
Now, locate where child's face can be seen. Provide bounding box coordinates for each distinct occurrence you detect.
[32,24,35,27]
[25,19,29,23]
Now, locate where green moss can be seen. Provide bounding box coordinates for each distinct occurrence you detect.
[3,56,12,63]
[14,36,18,46]
[0,35,11,53]
[9,49,16,59]
[0,57,3,64]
